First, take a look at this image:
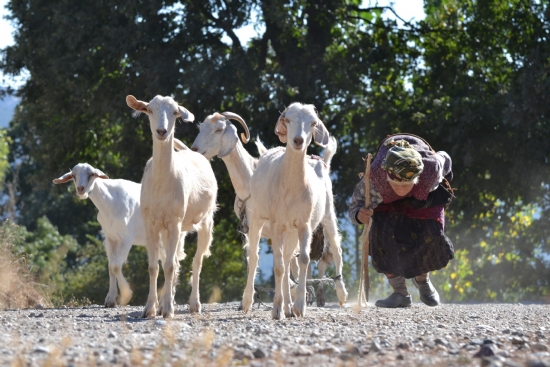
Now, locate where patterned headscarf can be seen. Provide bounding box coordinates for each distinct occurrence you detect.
[381,139,424,182]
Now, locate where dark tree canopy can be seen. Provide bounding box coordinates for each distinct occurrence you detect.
[1,0,549,303]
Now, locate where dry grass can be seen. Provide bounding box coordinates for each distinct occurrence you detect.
[0,220,51,310]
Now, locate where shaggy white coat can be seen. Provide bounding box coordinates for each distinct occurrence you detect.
[127,95,217,318]
[53,161,186,308]
[190,112,337,305]
[242,102,348,319]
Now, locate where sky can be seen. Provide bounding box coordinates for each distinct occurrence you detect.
[0,0,426,277]
[0,0,426,85]
[0,0,18,128]
[229,0,426,45]
[0,0,11,50]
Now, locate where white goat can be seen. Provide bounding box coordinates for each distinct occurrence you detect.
[189,112,255,224]
[126,95,217,318]
[242,103,348,319]
[53,146,187,308]
[190,112,337,306]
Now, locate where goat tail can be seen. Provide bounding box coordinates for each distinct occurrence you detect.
[176,232,187,261]
[254,135,268,156]
[323,136,338,168]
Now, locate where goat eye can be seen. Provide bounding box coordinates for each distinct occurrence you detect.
[215,129,223,133]
[311,121,317,127]
[173,111,178,115]
[146,109,153,113]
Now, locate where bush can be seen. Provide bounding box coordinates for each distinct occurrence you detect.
[0,220,50,309]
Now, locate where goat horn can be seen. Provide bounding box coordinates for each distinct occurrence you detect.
[222,112,250,144]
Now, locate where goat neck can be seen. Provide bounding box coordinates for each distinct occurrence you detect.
[221,140,256,200]
[151,133,176,175]
[86,179,110,214]
[282,144,308,187]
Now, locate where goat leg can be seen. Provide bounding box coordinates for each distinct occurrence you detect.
[242,218,264,313]
[142,228,161,318]
[293,225,311,317]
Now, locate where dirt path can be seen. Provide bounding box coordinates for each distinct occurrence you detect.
[1,302,549,366]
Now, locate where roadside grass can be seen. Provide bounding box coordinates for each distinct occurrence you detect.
[0,220,51,310]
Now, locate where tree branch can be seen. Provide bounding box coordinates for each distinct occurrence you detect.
[350,5,418,29]
[257,29,269,73]
[189,0,244,54]
[345,13,458,35]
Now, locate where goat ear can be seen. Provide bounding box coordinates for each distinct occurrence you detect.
[218,124,238,158]
[177,106,195,122]
[52,172,73,184]
[313,120,330,147]
[274,115,288,144]
[93,168,109,179]
[126,95,149,113]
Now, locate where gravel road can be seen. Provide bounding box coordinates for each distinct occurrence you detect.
[1,301,549,366]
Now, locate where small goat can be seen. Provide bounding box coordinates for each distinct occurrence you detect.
[127,95,217,318]
[242,103,348,319]
[190,112,337,306]
[53,161,186,307]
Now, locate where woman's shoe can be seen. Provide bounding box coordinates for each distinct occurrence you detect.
[374,293,412,308]
[412,278,440,306]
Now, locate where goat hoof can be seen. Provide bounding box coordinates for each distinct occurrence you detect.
[242,294,254,314]
[188,299,201,313]
[284,303,294,318]
[316,288,325,307]
[119,288,133,306]
[162,306,174,319]
[292,299,306,317]
[104,294,117,308]
[272,306,285,320]
[141,303,157,318]
[335,283,349,305]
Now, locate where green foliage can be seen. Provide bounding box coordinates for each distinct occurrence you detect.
[1,0,549,304]
[13,217,78,294]
[0,129,10,186]
[176,218,248,304]
[410,0,550,301]
[0,220,51,309]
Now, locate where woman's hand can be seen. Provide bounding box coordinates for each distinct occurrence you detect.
[357,207,374,224]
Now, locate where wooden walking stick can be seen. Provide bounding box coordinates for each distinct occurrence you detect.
[356,153,372,311]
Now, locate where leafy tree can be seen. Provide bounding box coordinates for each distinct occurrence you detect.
[407,0,550,301]
[1,0,549,304]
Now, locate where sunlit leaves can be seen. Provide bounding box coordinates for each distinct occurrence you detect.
[1,0,549,303]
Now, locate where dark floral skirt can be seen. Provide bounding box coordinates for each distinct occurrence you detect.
[369,211,455,278]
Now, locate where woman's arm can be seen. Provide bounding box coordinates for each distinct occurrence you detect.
[348,176,383,225]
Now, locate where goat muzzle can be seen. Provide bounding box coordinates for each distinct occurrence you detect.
[293,137,304,147]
